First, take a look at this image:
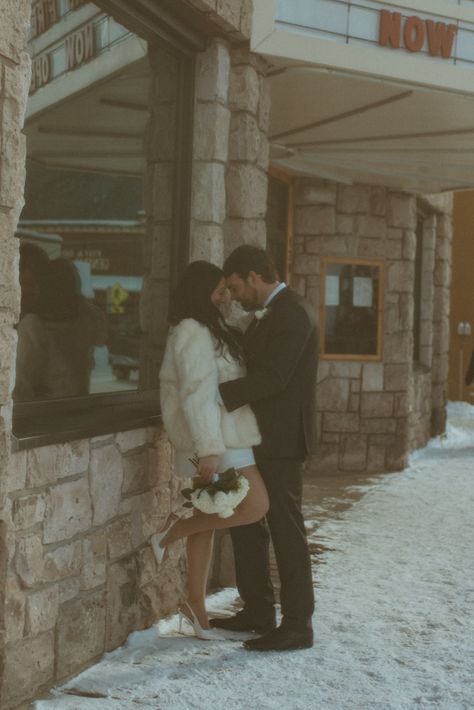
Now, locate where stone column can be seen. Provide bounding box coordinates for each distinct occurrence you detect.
[224,46,270,255]
[0,2,31,706]
[431,212,453,436]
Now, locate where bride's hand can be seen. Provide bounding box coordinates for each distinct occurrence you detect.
[197,455,219,482]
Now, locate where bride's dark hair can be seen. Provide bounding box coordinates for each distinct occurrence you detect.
[168,260,243,361]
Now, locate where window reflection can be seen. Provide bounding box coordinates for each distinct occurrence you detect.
[323,260,382,357]
[15,169,145,400]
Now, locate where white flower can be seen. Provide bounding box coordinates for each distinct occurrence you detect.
[189,472,249,518]
[254,306,270,320]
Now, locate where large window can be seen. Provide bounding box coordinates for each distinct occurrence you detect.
[321,258,384,360]
[13,3,198,448]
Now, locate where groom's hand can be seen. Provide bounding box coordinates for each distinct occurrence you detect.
[197,455,219,482]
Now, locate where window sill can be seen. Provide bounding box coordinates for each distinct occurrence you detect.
[12,391,160,451]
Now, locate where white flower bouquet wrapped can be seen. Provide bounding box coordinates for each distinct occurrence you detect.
[182,465,249,519]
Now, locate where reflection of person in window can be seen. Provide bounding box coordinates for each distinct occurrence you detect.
[14,258,107,402]
[19,243,49,318]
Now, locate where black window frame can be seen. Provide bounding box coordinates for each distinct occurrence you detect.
[12,0,202,451]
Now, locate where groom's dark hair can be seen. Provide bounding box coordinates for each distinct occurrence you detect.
[223,245,277,283]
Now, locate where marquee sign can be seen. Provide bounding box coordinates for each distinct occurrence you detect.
[378,10,457,59]
[28,5,130,96]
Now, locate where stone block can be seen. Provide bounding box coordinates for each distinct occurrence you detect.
[224,218,266,254]
[229,64,259,113]
[58,577,81,603]
[26,445,64,488]
[306,445,339,473]
[384,364,410,391]
[355,214,386,239]
[191,224,224,264]
[195,40,230,103]
[89,443,124,526]
[43,541,82,585]
[107,517,133,561]
[129,488,170,548]
[362,363,384,392]
[317,378,349,412]
[292,254,320,276]
[105,556,142,650]
[360,392,394,418]
[384,240,403,260]
[4,573,25,644]
[15,534,45,589]
[336,214,355,235]
[192,162,226,223]
[226,164,267,219]
[360,419,397,434]
[56,592,106,679]
[229,111,260,162]
[316,360,331,383]
[257,75,271,131]
[370,187,387,216]
[358,238,385,259]
[330,362,361,379]
[115,428,148,454]
[295,205,336,235]
[388,194,416,229]
[7,449,27,492]
[194,102,230,162]
[64,439,90,476]
[367,445,386,472]
[82,532,107,590]
[323,412,359,432]
[138,546,159,587]
[296,180,336,206]
[122,450,154,495]
[384,332,412,363]
[12,492,46,530]
[217,0,242,30]
[337,185,370,214]
[340,435,368,471]
[2,632,55,708]
[402,230,417,260]
[43,478,92,544]
[387,261,414,293]
[26,585,59,635]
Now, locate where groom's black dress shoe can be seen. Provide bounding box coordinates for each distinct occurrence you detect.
[243,626,313,652]
[209,610,276,635]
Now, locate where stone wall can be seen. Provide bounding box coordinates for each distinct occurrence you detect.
[2,428,186,708]
[291,180,452,474]
[190,39,269,264]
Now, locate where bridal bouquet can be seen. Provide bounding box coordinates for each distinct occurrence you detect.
[181,461,249,519]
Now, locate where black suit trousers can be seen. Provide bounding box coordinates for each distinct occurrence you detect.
[230,457,314,631]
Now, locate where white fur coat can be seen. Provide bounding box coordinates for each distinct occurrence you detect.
[159,318,261,457]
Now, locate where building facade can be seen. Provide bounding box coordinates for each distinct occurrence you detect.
[0,0,471,706]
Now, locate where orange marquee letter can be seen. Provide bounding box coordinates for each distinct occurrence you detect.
[426,20,458,59]
[379,10,401,49]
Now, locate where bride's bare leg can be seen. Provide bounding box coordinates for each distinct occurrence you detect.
[181,528,214,629]
[161,465,269,547]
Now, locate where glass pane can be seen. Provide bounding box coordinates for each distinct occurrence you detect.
[15,18,185,403]
[324,261,381,356]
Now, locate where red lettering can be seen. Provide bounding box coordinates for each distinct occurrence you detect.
[426,20,457,59]
[379,10,401,49]
[29,53,51,94]
[404,15,425,52]
[66,24,96,71]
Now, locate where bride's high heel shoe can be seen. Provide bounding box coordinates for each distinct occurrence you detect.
[178,602,222,641]
[150,514,180,564]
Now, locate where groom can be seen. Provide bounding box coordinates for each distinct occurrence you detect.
[210,245,318,651]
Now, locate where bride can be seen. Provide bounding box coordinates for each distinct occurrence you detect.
[154,260,269,639]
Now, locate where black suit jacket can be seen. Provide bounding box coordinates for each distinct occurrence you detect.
[220,287,319,460]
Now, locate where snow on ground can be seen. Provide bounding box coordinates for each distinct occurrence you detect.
[35,403,474,710]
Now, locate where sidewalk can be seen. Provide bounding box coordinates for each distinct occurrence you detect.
[35,403,474,710]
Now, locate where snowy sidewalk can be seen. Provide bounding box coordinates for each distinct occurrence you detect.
[35,404,474,710]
